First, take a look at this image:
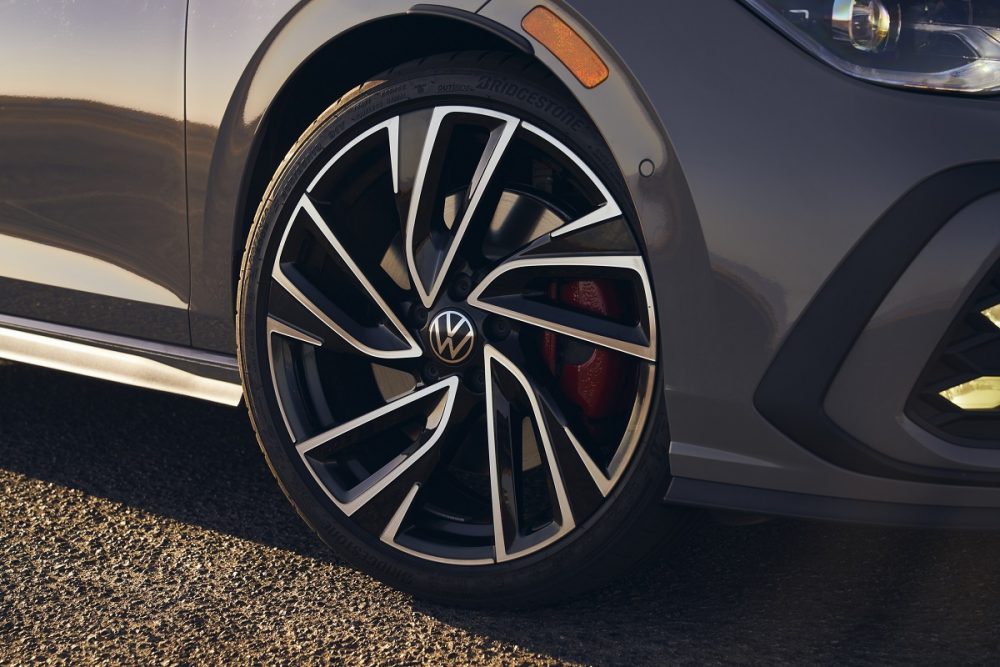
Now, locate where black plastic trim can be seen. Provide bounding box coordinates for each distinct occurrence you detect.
[666,477,1000,530]
[755,162,1000,486]
[408,4,534,54]
[905,258,1000,447]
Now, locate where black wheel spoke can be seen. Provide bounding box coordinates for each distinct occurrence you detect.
[485,345,575,562]
[534,387,610,515]
[393,108,436,228]
[522,122,622,238]
[295,378,459,527]
[266,280,329,349]
[403,107,519,308]
[270,194,421,360]
[470,254,656,361]
[550,362,656,498]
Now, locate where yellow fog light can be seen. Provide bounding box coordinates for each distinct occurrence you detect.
[940,377,1000,411]
[983,304,1000,329]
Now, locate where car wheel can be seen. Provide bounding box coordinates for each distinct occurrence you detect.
[238,51,687,607]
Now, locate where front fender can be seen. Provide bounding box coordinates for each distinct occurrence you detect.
[185,0,483,351]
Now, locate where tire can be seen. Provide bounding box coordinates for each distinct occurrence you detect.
[237,51,689,608]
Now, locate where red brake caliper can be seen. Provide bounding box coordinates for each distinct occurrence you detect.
[541,280,629,420]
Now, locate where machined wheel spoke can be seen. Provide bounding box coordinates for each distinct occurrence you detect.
[534,387,614,510]
[296,378,460,526]
[307,117,400,194]
[267,278,335,351]
[484,346,575,562]
[521,122,622,238]
[271,194,421,360]
[404,107,520,308]
[469,255,657,361]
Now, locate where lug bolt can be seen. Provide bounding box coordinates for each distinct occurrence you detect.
[466,367,486,393]
[450,274,473,301]
[411,304,428,328]
[423,362,441,382]
[485,316,511,341]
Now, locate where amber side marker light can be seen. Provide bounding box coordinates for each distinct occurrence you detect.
[522,6,609,89]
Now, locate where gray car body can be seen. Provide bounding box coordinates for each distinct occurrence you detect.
[0,0,997,524]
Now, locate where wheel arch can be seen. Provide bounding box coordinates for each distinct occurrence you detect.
[235,12,537,274]
[190,0,699,393]
[188,2,536,351]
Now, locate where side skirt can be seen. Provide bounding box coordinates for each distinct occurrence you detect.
[0,314,243,406]
[666,477,1000,530]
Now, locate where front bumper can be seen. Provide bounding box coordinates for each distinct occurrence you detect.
[558,0,1000,524]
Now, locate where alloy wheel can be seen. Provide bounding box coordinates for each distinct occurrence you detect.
[260,105,657,564]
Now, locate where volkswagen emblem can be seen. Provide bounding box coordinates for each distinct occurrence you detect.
[428,310,476,365]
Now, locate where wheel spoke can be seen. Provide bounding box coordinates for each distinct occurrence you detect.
[484,346,575,562]
[393,109,435,226]
[271,194,421,360]
[307,117,400,194]
[266,315,323,347]
[469,255,657,361]
[521,122,622,238]
[534,387,613,511]
[296,377,460,527]
[403,106,520,308]
[266,314,324,440]
[378,482,495,566]
[267,277,334,351]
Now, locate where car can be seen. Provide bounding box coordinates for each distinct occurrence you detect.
[1,0,998,608]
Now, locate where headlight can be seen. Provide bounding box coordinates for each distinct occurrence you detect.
[741,0,1000,94]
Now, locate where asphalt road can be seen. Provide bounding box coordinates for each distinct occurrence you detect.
[2,361,1000,665]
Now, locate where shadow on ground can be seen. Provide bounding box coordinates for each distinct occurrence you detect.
[3,361,1000,664]
[0,361,328,559]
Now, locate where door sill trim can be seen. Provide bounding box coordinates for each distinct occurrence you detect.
[0,314,243,406]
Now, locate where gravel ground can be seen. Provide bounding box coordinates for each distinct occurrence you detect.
[2,361,1000,665]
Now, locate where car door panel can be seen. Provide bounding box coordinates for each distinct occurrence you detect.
[0,0,189,343]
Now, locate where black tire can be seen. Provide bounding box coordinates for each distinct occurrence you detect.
[238,51,689,608]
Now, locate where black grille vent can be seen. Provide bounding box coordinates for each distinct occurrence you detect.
[907,261,1000,447]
